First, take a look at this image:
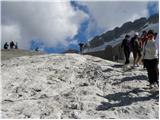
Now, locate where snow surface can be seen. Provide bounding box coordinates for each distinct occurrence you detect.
[1,53,159,119]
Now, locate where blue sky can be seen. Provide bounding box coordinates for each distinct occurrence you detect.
[2,1,159,53]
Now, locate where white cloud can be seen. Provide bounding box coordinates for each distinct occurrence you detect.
[69,39,78,45]
[1,1,152,50]
[2,1,89,49]
[80,1,149,33]
[1,24,26,48]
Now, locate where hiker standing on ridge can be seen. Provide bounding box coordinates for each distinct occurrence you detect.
[4,42,9,49]
[121,35,130,64]
[130,32,142,67]
[79,43,84,54]
[142,30,159,89]
[10,41,15,49]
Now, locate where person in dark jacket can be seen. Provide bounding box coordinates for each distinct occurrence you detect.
[10,41,15,49]
[79,43,84,54]
[121,35,130,64]
[4,42,9,49]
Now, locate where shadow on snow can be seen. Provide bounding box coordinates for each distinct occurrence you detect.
[96,88,159,111]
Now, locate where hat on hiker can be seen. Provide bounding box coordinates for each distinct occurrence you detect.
[125,34,130,38]
[147,30,154,35]
[135,32,139,36]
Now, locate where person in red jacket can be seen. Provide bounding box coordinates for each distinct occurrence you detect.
[140,31,148,48]
[140,31,148,68]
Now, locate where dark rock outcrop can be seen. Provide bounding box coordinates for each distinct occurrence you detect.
[63,49,79,53]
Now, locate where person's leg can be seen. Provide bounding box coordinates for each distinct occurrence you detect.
[127,49,130,64]
[139,51,143,65]
[154,68,159,86]
[152,59,159,86]
[126,49,130,64]
[149,68,156,85]
[124,49,128,64]
[135,51,142,66]
[146,60,154,86]
[133,50,137,66]
[143,59,146,69]
[134,53,138,66]
[156,64,159,86]
[80,47,82,54]
[146,68,153,85]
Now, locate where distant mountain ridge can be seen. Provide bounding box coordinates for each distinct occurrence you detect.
[63,49,79,54]
[87,13,159,48]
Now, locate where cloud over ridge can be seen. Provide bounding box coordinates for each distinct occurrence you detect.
[2,1,158,52]
[2,1,89,49]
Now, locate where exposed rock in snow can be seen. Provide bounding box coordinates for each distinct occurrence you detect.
[1,53,159,119]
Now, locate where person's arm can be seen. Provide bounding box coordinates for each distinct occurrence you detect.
[121,39,124,48]
[155,34,159,55]
[142,43,145,58]
[142,40,148,58]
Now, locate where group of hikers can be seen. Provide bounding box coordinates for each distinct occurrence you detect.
[3,31,159,89]
[4,41,18,49]
[121,30,159,89]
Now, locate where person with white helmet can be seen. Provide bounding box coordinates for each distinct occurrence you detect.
[130,32,142,67]
[135,32,139,36]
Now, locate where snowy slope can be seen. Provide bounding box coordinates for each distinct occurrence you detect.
[141,23,159,32]
[1,54,159,119]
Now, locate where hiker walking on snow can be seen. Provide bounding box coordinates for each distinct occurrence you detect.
[121,35,130,64]
[130,32,142,67]
[142,30,159,89]
[79,43,84,54]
